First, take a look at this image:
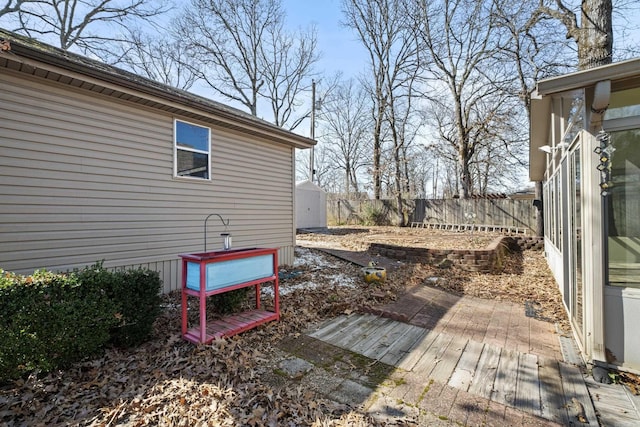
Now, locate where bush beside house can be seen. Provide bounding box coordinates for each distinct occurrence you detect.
[0,265,162,383]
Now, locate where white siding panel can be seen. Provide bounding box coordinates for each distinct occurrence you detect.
[0,72,296,291]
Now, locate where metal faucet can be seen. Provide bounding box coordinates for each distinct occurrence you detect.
[204,213,230,252]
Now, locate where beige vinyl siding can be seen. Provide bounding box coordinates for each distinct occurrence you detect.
[0,71,296,292]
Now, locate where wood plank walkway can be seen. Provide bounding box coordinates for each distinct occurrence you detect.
[371,284,563,361]
[309,314,599,426]
[301,243,640,426]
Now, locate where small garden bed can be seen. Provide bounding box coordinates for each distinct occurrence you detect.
[297,225,499,250]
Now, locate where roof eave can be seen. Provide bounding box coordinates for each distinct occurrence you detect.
[536,57,640,96]
[1,30,316,150]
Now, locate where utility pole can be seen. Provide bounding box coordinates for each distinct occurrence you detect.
[309,79,316,183]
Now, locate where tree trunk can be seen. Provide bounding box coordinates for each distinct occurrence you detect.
[394,148,405,226]
[578,0,613,69]
[402,145,411,194]
[459,149,472,198]
[345,165,350,199]
[373,104,384,199]
[373,140,382,199]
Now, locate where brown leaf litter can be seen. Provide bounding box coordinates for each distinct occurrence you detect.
[1,226,636,426]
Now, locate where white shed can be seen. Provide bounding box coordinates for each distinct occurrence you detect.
[295,180,327,229]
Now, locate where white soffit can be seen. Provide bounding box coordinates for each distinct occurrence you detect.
[536,57,640,96]
[530,58,640,181]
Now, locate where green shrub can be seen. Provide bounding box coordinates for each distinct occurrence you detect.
[211,288,249,314]
[75,263,162,348]
[0,269,117,382]
[110,268,162,347]
[362,203,388,226]
[0,262,163,383]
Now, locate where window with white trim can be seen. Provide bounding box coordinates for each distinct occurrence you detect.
[174,119,210,179]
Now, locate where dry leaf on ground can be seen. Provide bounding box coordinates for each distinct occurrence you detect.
[3,226,635,425]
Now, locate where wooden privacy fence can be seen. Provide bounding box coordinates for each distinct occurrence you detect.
[327,198,538,233]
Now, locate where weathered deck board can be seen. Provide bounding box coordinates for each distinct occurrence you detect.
[307,313,610,425]
[361,321,416,360]
[429,335,467,383]
[468,344,501,400]
[448,340,485,391]
[397,330,440,372]
[538,357,571,425]
[491,348,519,407]
[514,352,541,416]
[331,316,391,349]
[411,332,455,378]
[559,362,599,426]
[378,324,428,366]
[584,377,640,427]
[309,314,364,341]
[559,335,584,366]
[352,318,404,356]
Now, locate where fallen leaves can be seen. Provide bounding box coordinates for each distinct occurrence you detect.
[1,247,391,426]
[428,250,572,333]
[616,371,640,395]
[0,227,611,425]
[297,226,496,251]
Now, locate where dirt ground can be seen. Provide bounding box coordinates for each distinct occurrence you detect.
[2,226,637,425]
[297,225,570,332]
[298,226,640,396]
[296,225,498,251]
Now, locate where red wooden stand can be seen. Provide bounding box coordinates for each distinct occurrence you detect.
[180,248,280,344]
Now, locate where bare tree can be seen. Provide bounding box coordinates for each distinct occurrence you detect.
[175,0,276,116]
[342,0,395,200]
[116,30,198,90]
[612,1,640,59]
[0,0,31,17]
[403,146,433,198]
[533,0,612,69]
[3,0,168,60]
[502,1,638,235]
[296,143,339,191]
[260,18,320,130]
[468,95,530,193]
[175,0,318,128]
[343,0,421,225]
[319,78,372,197]
[492,0,575,234]
[416,0,504,199]
[494,1,575,114]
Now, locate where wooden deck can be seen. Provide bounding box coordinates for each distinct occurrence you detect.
[310,314,598,425]
[300,243,640,426]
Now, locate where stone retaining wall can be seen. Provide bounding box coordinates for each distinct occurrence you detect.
[511,236,544,250]
[369,236,543,273]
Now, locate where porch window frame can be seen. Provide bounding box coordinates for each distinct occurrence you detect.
[599,118,640,289]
